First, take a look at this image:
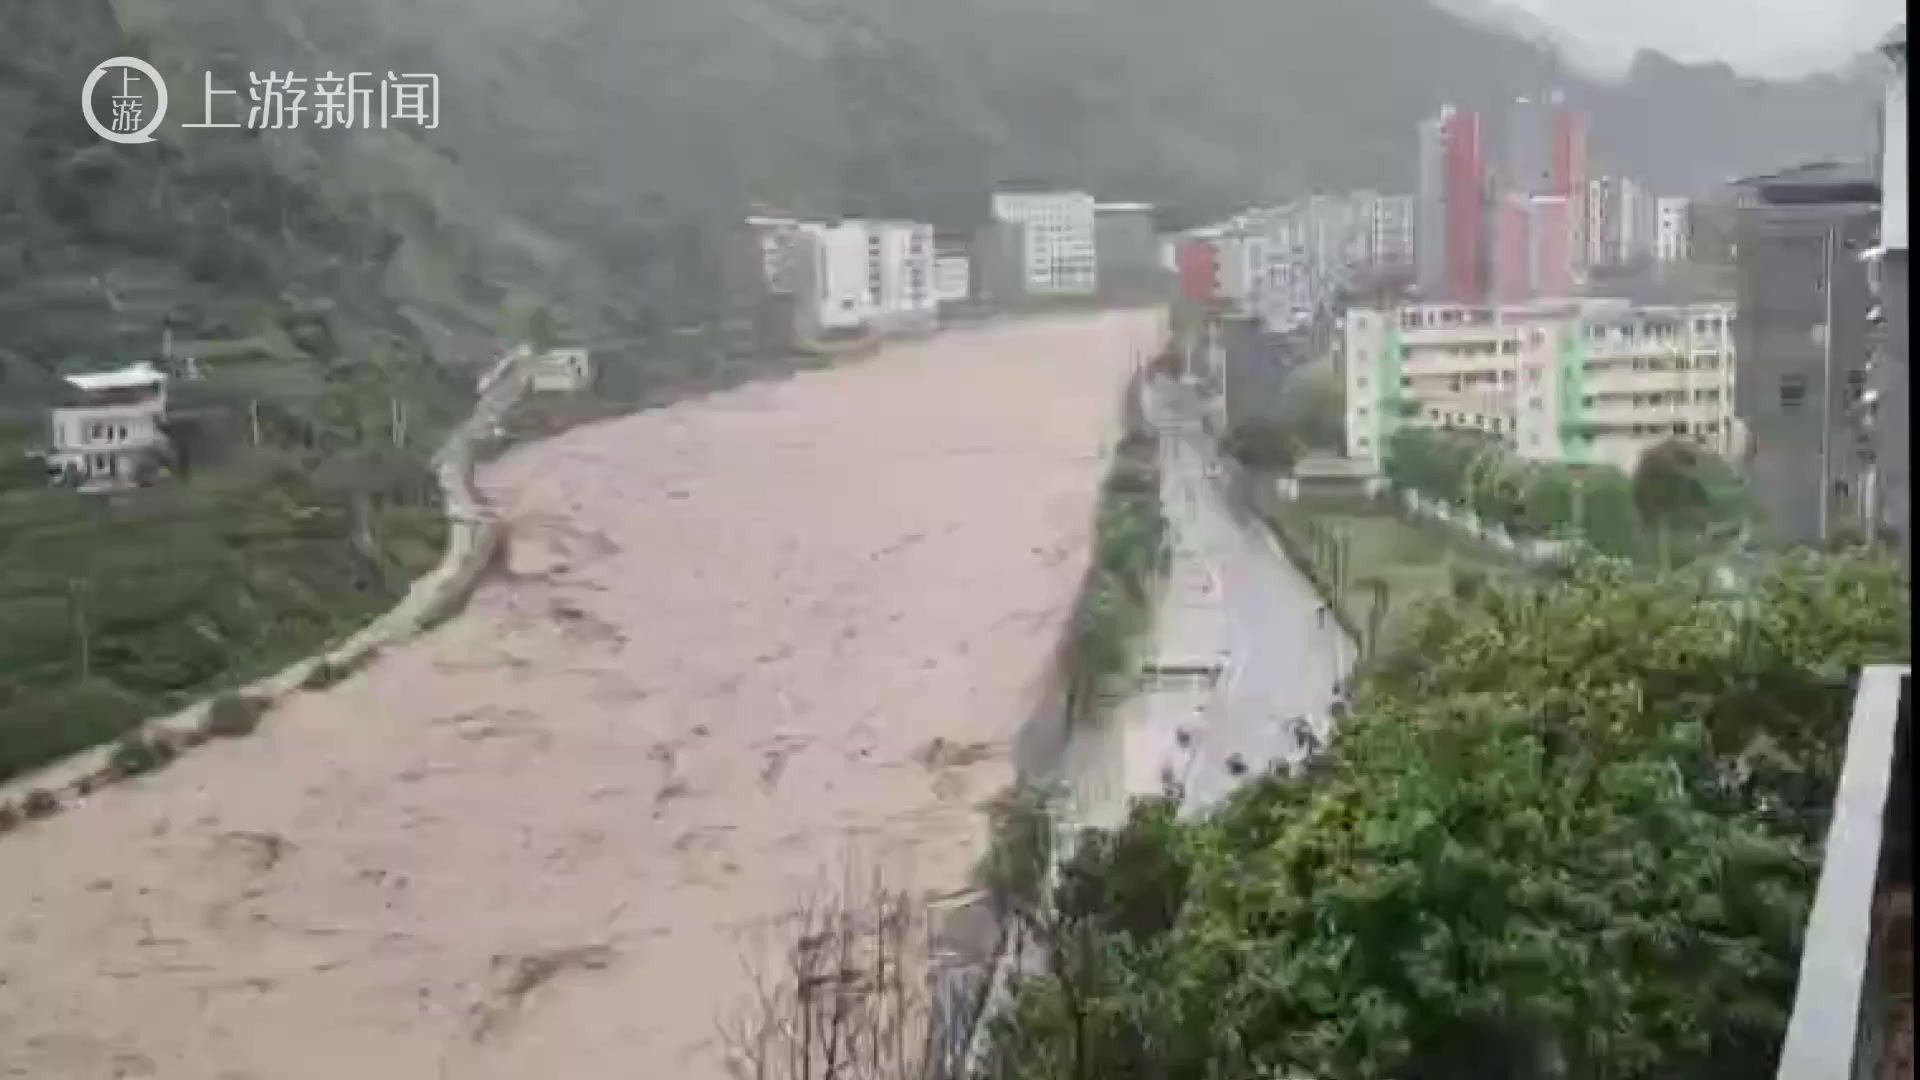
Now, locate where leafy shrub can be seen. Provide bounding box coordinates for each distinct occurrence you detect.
[303,659,342,690]
[206,693,268,738]
[109,733,176,778]
[20,789,59,820]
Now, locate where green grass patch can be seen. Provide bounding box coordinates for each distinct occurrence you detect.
[1259,493,1525,657]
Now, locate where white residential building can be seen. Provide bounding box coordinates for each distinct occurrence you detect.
[45,362,170,490]
[1343,298,1739,475]
[802,221,877,332]
[934,252,972,306]
[1656,197,1692,262]
[990,191,1098,295]
[529,348,594,393]
[863,220,937,332]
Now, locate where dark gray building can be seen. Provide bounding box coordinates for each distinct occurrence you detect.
[971,219,1028,310]
[1734,161,1881,548]
[1218,314,1300,432]
[1415,111,1448,297]
[1871,24,1909,569]
[1094,203,1166,302]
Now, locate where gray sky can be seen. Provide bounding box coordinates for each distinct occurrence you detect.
[1503,0,1902,77]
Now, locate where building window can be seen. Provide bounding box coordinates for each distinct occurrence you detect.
[1846,368,1867,400]
[1780,375,1808,409]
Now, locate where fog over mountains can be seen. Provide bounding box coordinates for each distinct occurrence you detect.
[3,0,1890,363]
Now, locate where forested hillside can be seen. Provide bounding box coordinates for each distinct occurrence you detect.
[89,0,1886,339]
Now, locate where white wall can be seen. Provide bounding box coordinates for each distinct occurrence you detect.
[991,191,1097,295]
[807,222,873,331]
[935,255,971,304]
[1656,197,1691,262]
[1884,62,1908,251]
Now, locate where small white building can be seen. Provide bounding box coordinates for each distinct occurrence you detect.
[864,220,938,333]
[1656,197,1692,262]
[529,348,594,393]
[990,191,1098,296]
[934,252,972,305]
[802,221,876,333]
[45,362,170,491]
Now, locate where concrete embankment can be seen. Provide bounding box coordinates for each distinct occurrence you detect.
[0,361,529,811]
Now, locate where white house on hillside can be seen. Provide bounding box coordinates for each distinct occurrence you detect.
[45,362,170,491]
[529,348,594,393]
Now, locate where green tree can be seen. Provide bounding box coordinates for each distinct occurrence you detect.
[981,550,1910,1080]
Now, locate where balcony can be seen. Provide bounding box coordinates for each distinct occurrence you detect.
[1777,665,1912,1080]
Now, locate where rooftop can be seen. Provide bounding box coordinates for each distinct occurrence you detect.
[1734,160,1881,205]
[62,362,166,394]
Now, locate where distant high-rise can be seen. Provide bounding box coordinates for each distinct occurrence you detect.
[1550,100,1590,283]
[1490,193,1532,303]
[1529,195,1573,298]
[1415,110,1449,296]
[1505,96,1551,195]
[1442,109,1486,303]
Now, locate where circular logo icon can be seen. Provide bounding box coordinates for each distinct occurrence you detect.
[82,57,169,145]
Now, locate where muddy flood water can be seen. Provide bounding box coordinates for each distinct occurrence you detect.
[0,310,1159,1080]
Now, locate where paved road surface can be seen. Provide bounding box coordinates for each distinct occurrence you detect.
[1145,383,1355,815]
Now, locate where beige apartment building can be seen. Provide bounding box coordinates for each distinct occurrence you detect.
[1344,298,1739,475]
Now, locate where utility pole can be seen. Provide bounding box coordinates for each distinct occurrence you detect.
[1817,224,1838,545]
[69,578,90,682]
[249,398,261,448]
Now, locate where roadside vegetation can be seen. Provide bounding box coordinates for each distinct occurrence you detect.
[974,548,1911,1079]
[1384,427,1754,565]
[1061,424,1168,724]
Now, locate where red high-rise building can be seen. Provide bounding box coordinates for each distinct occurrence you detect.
[1176,238,1219,303]
[1491,193,1533,303]
[1550,103,1589,282]
[1530,195,1572,298]
[1442,109,1485,303]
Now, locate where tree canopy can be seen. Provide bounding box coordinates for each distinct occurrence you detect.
[979,549,1911,1080]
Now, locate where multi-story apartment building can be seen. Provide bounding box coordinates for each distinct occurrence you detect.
[1657,197,1693,262]
[1530,194,1574,298]
[1415,111,1450,297]
[44,363,171,491]
[990,191,1098,295]
[864,220,937,332]
[790,218,935,336]
[1550,102,1591,284]
[798,220,873,333]
[1871,24,1908,567]
[1343,298,1739,476]
[1734,161,1880,548]
[1355,193,1415,269]
[1587,176,1660,268]
[933,243,972,307]
[1443,109,1487,303]
[1094,202,1163,299]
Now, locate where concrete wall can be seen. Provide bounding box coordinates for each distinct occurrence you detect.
[1220,316,1300,432]
[1735,203,1879,546]
[1878,253,1910,567]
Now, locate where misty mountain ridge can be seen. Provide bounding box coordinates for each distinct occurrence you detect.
[4,0,1891,365]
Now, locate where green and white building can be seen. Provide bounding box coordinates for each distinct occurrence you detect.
[1343,297,1740,474]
